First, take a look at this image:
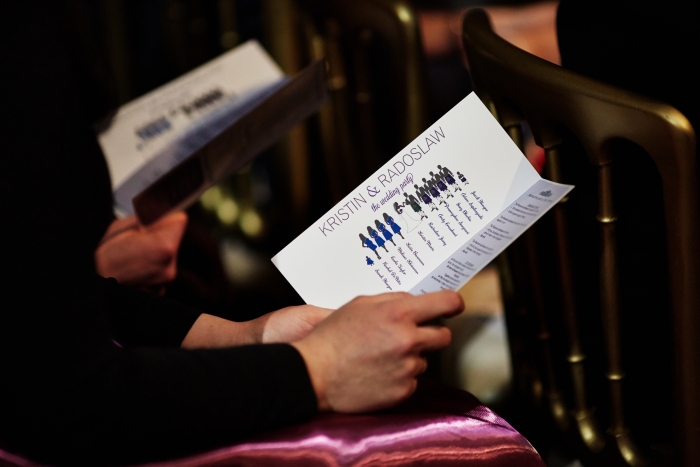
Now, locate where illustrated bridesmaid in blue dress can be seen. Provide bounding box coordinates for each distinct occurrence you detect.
[383,212,404,239]
[360,233,381,259]
[375,220,396,246]
[367,226,389,252]
[366,256,374,266]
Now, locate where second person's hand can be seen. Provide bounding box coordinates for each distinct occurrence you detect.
[292,290,463,413]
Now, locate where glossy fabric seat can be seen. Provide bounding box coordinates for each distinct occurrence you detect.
[0,381,544,467]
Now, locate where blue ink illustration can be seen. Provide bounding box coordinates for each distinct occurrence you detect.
[376,220,396,246]
[423,177,447,207]
[383,213,405,239]
[367,226,389,252]
[438,165,461,192]
[456,171,469,185]
[360,233,381,259]
[415,184,438,211]
[359,165,473,260]
[430,171,454,199]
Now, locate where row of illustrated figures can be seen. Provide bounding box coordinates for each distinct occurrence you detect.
[401,165,469,217]
[361,165,470,263]
[360,214,404,263]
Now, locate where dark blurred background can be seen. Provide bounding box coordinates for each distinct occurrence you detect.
[56,1,584,464]
[68,0,556,320]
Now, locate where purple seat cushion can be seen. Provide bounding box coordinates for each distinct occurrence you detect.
[0,381,543,467]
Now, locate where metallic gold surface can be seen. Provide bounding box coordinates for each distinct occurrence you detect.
[462,8,699,467]
[596,163,636,455]
[525,228,569,432]
[262,0,311,223]
[299,0,429,202]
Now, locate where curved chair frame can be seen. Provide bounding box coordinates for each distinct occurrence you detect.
[462,8,699,467]
[303,0,428,144]
[299,0,430,201]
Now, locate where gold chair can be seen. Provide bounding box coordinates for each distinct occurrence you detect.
[461,8,700,467]
[297,0,430,202]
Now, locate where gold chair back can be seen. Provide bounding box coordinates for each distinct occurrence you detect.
[299,0,430,202]
[461,8,699,467]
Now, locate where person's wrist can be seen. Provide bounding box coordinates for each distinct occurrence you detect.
[250,313,271,344]
[182,314,259,349]
[292,339,331,411]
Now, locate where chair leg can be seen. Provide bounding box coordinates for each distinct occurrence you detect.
[597,163,648,466]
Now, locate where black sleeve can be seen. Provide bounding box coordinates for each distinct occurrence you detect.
[102,278,203,347]
[0,3,318,465]
[3,277,317,466]
[0,0,202,350]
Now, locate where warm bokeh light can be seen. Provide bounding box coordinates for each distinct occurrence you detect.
[216,197,239,225]
[239,209,263,237]
[200,185,223,211]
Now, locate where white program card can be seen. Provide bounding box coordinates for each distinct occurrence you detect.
[272,93,573,309]
[97,40,286,215]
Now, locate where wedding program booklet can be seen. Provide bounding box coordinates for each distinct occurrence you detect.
[272,93,573,309]
[97,40,327,224]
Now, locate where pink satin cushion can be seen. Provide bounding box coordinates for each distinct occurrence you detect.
[141,381,544,467]
[0,381,543,466]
